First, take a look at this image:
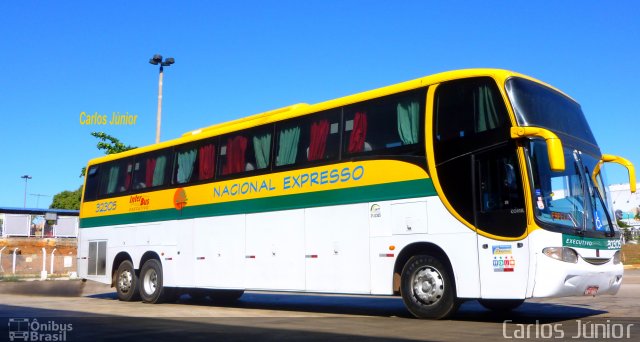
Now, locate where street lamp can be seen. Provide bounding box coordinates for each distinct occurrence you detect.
[21,175,32,208]
[149,54,175,144]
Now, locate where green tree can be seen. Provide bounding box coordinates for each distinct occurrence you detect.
[51,133,136,210]
[49,186,82,210]
[80,132,136,176]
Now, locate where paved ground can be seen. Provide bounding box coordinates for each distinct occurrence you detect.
[1,270,639,341]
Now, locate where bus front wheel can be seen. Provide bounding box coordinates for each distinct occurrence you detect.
[139,259,173,304]
[115,260,140,302]
[400,254,458,319]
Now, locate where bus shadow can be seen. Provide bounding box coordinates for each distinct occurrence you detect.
[88,291,608,322]
[0,304,419,342]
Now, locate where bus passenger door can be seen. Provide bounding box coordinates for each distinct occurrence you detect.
[473,143,529,299]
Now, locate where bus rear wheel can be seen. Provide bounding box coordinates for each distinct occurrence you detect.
[139,259,173,304]
[115,260,140,301]
[479,299,524,312]
[400,254,458,319]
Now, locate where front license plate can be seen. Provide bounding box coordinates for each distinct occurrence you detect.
[584,286,599,296]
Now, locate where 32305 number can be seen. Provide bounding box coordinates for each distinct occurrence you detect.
[96,201,117,213]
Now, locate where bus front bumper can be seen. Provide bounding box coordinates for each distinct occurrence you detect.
[531,253,624,298]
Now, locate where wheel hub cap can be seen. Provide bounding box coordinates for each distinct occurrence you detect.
[412,266,444,305]
[118,271,132,294]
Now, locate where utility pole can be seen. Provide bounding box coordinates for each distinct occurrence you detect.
[21,175,32,208]
[30,193,50,208]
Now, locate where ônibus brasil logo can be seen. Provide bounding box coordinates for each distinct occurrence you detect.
[7,318,72,341]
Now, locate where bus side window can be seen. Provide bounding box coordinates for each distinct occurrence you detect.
[433,78,512,226]
[175,147,198,184]
[133,150,172,189]
[343,89,425,157]
[275,109,340,168]
[219,126,272,176]
[83,166,100,201]
[98,160,132,196]
[275,122,302,167]
[307,110,340,163]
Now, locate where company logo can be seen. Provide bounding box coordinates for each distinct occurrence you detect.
[492,245,515,272]
[492,245,512,255]
[7,318,72,341]
[173,188,188,210]
[129,195,150,212]
[370,204,381,218]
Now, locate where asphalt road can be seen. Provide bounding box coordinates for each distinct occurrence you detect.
[1,270,639,341]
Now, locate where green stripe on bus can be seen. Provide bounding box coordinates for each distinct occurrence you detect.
[79,179,436,228]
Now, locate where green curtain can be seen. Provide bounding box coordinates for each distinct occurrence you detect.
[177,149,197,184]
[253,133,272,169]
[397,100,420,145]
[152,155,167,186]
[476,85,499,132]
[106,165,120,194]
[276,126,300,166]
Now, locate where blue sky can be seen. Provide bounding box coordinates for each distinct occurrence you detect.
[1,1,638,208]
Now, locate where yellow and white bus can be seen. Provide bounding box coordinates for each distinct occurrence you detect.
[79,69,635,319]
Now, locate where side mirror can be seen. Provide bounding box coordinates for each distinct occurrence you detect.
[599,154,636,193]
[510,126,565,172]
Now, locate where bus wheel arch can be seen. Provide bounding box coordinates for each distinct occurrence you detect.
[393,242,454,295]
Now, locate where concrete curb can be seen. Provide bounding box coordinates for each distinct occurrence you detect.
[624,264,640,270]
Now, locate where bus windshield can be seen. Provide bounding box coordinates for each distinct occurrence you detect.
[527,141,615,235]
[506,77,597,146]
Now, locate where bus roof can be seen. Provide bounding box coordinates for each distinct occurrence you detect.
[85,68,563,166]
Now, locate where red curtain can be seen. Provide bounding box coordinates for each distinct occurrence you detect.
[308,119,329,161]
[223,136,248,175]
[145,158,156,187]
[348,112,368,153]
[199,144,216,180]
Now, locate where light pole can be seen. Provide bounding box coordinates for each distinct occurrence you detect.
[30,193,50,208]
[21,175,32,208]
[149,54,175,144]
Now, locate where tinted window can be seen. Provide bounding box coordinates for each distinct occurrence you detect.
[83,165,100,201]
[219,126,272,176]
[172,139,217,185]
[274,109,341,168]
[343,89,425,156]
[132,149,172,190]
[174,145,199,184]
[434,77,510,163]
[475,143,527,237]
[98,159,133,196]
[506,77,596,145]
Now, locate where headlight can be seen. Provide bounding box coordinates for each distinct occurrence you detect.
[613,250,622,265]
[542,247,578,263]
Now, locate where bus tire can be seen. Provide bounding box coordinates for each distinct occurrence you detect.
[115,260,140,302]
[400,254,458,319]
[139,259,169,304]
[479,299,524,312]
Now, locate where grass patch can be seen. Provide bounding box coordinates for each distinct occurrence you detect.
[622,243,640,265]
[0,275,22,282]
